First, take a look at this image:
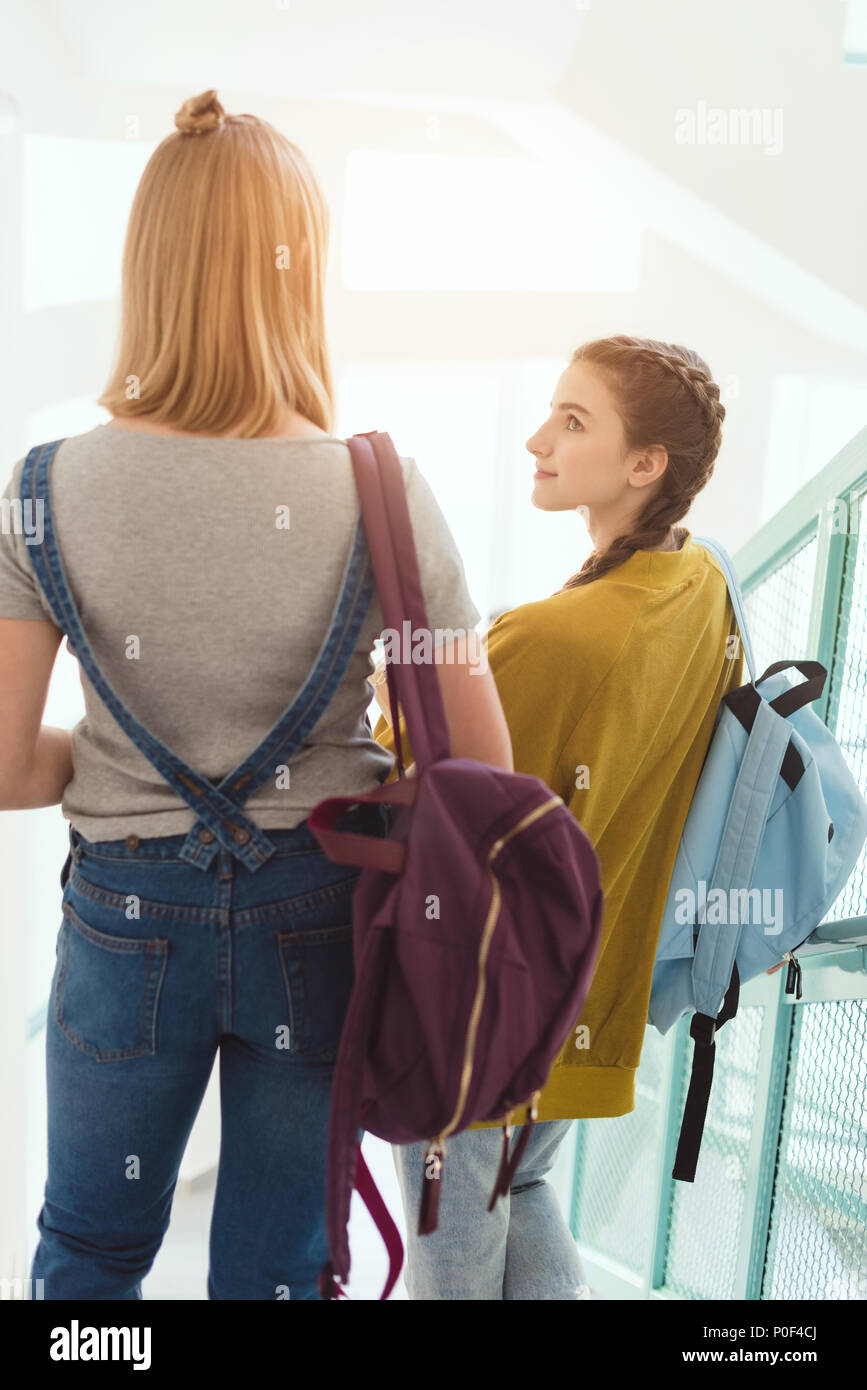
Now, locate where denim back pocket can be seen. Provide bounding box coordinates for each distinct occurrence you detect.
[54,902,169,1061]
[276,923,355,1062]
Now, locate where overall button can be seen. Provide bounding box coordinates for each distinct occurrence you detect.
[125,834,140,850]
[198,828,216,844]
[232,827,251,845]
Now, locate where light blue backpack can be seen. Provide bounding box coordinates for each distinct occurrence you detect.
[649,536,867,1181]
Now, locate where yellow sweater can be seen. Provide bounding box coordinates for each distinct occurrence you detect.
[371,532,744,1124]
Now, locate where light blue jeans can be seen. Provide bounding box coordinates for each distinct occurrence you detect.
[392,1120,592,1299]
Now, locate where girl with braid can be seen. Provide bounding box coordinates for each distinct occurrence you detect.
[373,335,754,1299]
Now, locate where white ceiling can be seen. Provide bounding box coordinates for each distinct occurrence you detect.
[39,0,586,102]
[550,0,867,308]
[4,0,865,318]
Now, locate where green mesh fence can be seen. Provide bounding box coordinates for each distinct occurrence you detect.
[663,1007,765,1300]
[570,438,867,1300]
[742,536,817,677]
[570,1028,666,1276]
[825,501,867,923]
[762,1000,867,1300]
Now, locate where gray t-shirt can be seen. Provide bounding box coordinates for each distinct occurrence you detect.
[0,423,481,839]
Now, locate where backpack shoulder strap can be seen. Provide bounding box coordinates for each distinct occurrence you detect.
[322,927,405,1300]
[691,535,758,684]
[319,1148,403,1301]
[673,696,792,1182]
[348,432,451,772]
[354,1149,404,1298]
[693,696,792,1017]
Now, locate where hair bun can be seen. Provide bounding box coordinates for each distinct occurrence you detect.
[175,89,225,135]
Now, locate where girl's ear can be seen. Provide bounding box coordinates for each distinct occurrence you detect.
[631,443,669,487]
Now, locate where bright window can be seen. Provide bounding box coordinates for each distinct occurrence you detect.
[342,150,641,292]
[337,359,592,623]
[762,376,867,522]
[22,135,154,310]
[845,0,867,61]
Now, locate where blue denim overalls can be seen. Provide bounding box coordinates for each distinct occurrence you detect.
[21,439,389,1300]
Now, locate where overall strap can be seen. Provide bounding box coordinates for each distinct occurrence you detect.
[178,506,374,870]
[21,439,374,872]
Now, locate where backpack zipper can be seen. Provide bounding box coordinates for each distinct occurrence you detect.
[783,931,813,1000]
[429,792,564,1150]
[783,946,804,999]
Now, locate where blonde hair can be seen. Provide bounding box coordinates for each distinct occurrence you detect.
[98,89,334,436]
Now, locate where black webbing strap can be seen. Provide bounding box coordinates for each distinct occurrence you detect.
[671,961,740,1182]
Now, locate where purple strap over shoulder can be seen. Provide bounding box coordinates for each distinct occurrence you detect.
[311,430,478,1298]
[308,431,453,870]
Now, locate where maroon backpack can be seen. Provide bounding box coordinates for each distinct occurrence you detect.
[307,431,604,1299]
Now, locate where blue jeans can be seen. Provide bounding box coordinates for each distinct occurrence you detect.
[23,433,386,1299]
[31,803,387,1301]
[392,1120,592,1299]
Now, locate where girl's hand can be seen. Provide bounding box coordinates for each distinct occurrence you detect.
[370,661,392,723]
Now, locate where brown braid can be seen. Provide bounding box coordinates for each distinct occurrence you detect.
[557,336,726,591]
